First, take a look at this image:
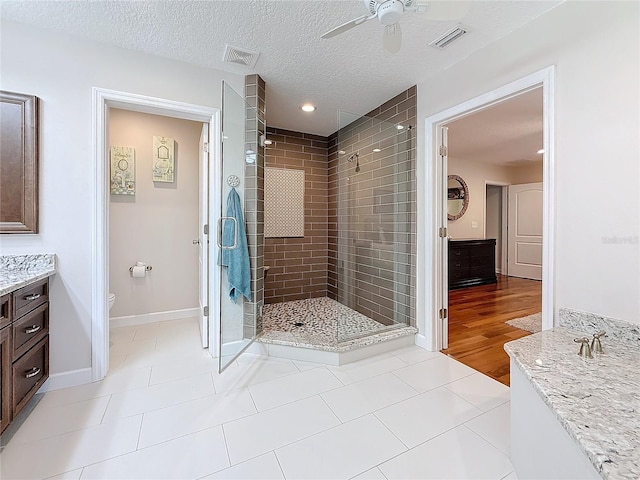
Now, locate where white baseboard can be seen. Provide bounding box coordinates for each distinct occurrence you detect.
[415,333,435,352]
[110,307,199,328]
[38,367,93,392]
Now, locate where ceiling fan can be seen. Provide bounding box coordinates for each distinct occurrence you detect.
[321,0,470,53]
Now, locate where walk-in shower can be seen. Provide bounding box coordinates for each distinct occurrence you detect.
[260,100,417,353]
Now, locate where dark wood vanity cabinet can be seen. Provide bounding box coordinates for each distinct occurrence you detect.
[449,239,497,290]
[1,293,12,434]
[0,278,50,434]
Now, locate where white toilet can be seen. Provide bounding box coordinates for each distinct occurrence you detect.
[108,292,116,311]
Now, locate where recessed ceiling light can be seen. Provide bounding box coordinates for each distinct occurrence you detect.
[537,149,545,154]
[301,104,316,112]
[372,148,381,152]
[396,124,404,130]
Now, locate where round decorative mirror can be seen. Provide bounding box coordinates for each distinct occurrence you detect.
[447,175,469,221]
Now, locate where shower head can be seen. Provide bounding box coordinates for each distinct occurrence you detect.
[347,152,361,172]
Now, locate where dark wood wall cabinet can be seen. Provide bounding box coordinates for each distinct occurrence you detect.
[0,90,39,234]
[0,278,49,434]
[449,239,497,290]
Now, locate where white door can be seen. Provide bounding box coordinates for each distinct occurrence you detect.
[198,123,209,348]
[508,182,543,280]
[439,126,449,349]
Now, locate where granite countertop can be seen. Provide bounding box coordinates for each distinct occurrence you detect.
[505,327,640,480]
[0,254,57,296]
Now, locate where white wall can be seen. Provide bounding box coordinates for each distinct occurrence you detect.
[0,20,243,377]
[510,163,543,184]
[109,109,202,319]
[419,1,639,325]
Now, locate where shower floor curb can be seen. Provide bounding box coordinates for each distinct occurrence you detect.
[250,326,418,366]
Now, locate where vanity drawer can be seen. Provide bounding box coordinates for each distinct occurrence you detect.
[0,294,11,330]
[12,302,48,360]
[13,278,48,319]
[12,336,48,417]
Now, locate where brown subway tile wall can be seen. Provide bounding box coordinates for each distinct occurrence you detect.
[328,86,417,330]
[264,128,329,303]
[244,74,266,336]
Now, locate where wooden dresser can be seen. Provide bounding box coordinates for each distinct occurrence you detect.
[0,277,49,434]
[448,239,497,290]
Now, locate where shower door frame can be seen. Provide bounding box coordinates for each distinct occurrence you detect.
[91,88,221,382]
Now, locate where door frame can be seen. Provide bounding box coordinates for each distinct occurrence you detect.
[420,67,555,351]
[91,87,220,382]
[484,181,510,275]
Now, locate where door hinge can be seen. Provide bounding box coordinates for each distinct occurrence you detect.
[203,142,209,153]
[204,306,209,317]
[439,227,448,238]
[203,224,209,235]
[439,308,448,319]
[439,145,448,157]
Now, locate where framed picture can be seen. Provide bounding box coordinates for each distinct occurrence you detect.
[110,146,136,195]
[153,136,175,182]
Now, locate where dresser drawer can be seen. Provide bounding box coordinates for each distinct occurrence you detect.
[13,278,49,319]
[449,247,469,260]
[0,294,11,330]
[469,244,495,259]
[12,302,48,360]
[449,256,470,270]
[12,336,48,417]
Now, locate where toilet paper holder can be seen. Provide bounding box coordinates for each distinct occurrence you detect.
[129,264,152,273]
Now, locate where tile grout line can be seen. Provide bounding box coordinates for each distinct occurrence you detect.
[460,423,513,461]
[220,424,233,470]
[135,413,144,450]
[273,450,287,480]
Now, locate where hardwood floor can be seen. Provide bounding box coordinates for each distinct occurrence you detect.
[442,274,542,386]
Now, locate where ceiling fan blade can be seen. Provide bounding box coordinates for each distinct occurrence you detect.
[321,14,372,39]
[383,23,402,54]
[415,1,470,21]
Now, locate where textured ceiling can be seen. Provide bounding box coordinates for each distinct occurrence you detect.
[0,0,561,137]
[448,87,543,166]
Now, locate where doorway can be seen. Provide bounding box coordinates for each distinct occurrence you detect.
[91,88,220,382]
[421,67,555,366]
[107,109,206,335]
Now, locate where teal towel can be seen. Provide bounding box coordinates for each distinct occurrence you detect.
[218,187,252,303]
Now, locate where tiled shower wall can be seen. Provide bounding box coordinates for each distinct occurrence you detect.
[262,87,416,329]
[264,129,329,303]
[328,87,417,327]
[244,74,265,335]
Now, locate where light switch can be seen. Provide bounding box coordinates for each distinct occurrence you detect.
[471,221,478,228]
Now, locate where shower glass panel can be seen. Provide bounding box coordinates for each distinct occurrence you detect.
[332,111,416,343]
[219,82,258,372]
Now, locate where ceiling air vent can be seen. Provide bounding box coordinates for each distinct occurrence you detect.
[429,25,468,49]
[223,45,260,68]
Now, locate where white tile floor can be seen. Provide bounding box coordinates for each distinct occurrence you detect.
[0,317,518,480]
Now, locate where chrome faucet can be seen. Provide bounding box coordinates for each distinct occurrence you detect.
[591,331,607,354]
[574,337,593,358]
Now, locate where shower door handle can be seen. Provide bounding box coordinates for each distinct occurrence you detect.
[217,217,238,250]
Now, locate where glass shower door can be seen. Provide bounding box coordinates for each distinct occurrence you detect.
[218,82,258,372]
[334,110,416,343]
